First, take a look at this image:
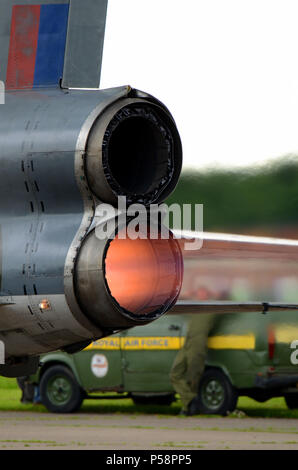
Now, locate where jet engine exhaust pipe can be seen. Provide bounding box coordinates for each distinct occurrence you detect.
[75,223,183,330]
[85,95,182,206]
[0,86,184,371]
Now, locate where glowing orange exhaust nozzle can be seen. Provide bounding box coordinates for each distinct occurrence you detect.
[104,227,183,318]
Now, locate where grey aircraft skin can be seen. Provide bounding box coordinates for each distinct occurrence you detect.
[0,0,298,378]
[0,0,185,377]
[0,86,182,374]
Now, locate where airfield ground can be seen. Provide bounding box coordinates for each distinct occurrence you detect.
[0,378,298,450]
[1,411,298,450]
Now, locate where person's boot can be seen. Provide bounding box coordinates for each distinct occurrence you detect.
[187,397,201,416]
[179,397,200,416]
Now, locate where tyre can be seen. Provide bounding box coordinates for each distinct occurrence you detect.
[39,365,84,413]
[284,393,298,409]
[132,393,175,406]
[198,369,238,415]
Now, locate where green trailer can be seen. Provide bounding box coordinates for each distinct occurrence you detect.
[19,310,298,414]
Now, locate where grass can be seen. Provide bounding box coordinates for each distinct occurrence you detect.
[0,376,298,418]
[155,441,205,448]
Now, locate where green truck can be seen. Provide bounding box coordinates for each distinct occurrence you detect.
[19,310,298,414]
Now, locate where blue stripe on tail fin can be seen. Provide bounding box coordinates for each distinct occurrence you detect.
[34,4,69,88]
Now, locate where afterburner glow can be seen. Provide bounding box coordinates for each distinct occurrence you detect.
[104,227,183,317]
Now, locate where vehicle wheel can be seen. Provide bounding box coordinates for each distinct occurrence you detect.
[284,393,298,409]
[132,394,175,406]
[198,369,238,415]
[40,365,84,413]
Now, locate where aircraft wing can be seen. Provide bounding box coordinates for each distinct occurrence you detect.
[0,0,108,90]
[171,230,298,315]
[170,300,298,315]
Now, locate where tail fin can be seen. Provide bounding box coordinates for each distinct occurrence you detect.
[0,0,108,90]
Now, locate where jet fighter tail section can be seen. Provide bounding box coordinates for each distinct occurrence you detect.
[62,0,108,89]
[0,0,108,90]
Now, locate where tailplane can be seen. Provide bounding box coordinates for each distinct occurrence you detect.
[0,0,108,90]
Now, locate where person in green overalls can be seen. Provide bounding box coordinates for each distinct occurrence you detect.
[170,298,216,415]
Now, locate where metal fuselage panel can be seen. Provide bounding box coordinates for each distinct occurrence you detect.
[0,86,129,357]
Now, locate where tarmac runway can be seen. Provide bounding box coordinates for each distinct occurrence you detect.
[0,411,297,450]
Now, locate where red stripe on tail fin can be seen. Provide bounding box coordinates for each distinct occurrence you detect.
[6,5,40,90]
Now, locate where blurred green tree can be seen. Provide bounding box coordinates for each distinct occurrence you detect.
[166,157,298,235]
